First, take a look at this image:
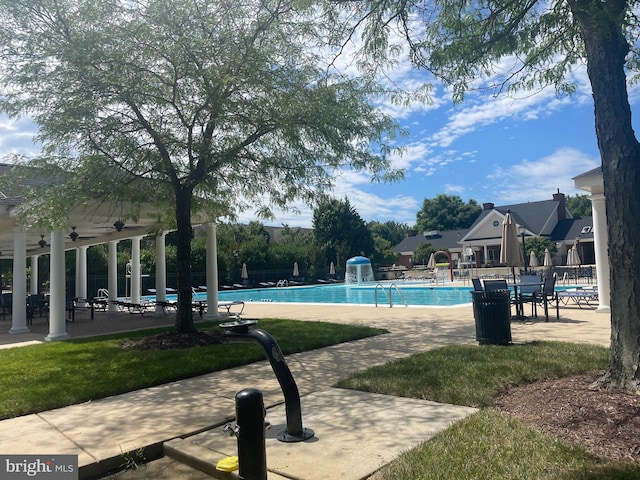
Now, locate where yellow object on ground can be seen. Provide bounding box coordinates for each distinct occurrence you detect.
[216,456,239,472]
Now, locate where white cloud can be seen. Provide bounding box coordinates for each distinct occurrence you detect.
[389,142,432,171]
[444,183,465,195]
[0,115,40,159]
[484,148,600,204]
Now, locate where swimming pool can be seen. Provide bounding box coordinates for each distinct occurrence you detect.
[213,284,473,307]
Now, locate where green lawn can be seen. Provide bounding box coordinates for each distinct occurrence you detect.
[338,341,640,480]
[0,318,385,420]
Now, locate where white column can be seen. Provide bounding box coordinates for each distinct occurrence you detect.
[108,240,119,311]
[591,194,610,312]
[154,232,167,316]
[9,231,29,334]
[131,236,142,304]
[205,222,220,319]
[46,230,69,341]
[75,246,88,307]
[30,254,39,295]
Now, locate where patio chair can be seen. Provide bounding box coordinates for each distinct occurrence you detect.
[483,279,508,291]
[533,276,560,321]
[0,293,12,321]
[483,279,520,314]
[472,278,483,291]
[518,275,543,317]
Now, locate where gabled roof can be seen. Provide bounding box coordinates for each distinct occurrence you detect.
[0,163,167,258]
[550,217,594,244]
[393,229,469,254]
[463,199,567,243]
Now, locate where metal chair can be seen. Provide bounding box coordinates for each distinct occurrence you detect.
[518,275,543,317]
[533,276,560,321]
[483,279,508,291]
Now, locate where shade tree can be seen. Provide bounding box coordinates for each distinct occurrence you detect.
[332,0,640,391]
[0,0,402,332]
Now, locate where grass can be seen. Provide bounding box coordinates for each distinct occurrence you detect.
[336,341,608,407]
[338,341,640,480]
[0,318,385,420]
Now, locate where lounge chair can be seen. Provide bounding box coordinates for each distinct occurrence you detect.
[155,300,177,314]
[113,300,153,315]
[557,287,598,308]
[218,301,245,315]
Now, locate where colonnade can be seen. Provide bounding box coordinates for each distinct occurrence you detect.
[6,223,221,340]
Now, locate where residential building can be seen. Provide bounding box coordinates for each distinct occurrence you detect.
[393,191,594,269]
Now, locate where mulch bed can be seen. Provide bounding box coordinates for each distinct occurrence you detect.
[121,331,224,350]
[495,373,640,463]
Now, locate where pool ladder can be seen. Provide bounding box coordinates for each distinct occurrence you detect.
[374,283,408,308]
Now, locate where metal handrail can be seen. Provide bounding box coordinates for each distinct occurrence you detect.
[374,283,407,308]
[389,283,407,307]
[374,283,388,307]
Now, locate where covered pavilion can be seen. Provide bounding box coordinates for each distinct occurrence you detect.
[0,164,223,340]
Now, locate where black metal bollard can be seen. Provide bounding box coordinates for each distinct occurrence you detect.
[221,319,314,442]
[235,388,267,480]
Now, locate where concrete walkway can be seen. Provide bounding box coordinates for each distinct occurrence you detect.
[0,302,610,479]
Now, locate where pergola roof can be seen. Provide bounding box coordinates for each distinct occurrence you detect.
[0,163,168,258]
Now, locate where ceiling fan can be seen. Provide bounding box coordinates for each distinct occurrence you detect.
[68,226,97,242]
[25,235,49,252]
[92,220,143,232]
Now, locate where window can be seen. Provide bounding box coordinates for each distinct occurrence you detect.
[488,248,501,262]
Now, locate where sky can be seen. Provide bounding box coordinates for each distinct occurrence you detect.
[246,59,623,228]
[0,28,635,230]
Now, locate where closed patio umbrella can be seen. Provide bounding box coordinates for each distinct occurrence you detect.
[241,263,248,279]
[427,252,436,270]
[500,211,524,279]
[566,247,575,266]
[529,250,539,268]
[543,248,553,267]
[329,261,336,277]
[292,261,299,278]
[572,245,582,266]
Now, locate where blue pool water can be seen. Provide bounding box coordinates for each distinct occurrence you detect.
[159,284,475,307]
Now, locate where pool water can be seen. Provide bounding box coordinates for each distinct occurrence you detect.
[214,284,473,306]
[142,283,573,308]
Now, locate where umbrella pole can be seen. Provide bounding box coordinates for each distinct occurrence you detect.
[511,266,521,318]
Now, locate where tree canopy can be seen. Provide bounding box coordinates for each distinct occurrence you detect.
[313,197,375,267]
[367,220,411,246]
[566,194,593,218]
[0,0,402,332]
[413,241,436,266]
[416,194,482,232]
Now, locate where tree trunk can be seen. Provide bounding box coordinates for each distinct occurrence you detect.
[572,0,640,391]
[175,186,196,333]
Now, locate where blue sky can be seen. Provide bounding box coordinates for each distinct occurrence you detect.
[1,55,633,230]
[252,60,619,228]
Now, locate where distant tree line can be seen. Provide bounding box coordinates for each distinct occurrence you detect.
[5,194,591,291]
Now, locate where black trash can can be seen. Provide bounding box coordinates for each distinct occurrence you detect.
[471,290,512,345]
